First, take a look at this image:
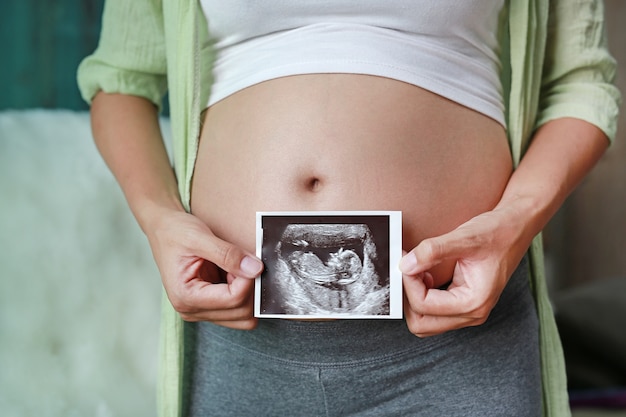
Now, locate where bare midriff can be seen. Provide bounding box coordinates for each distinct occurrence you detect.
[191,74,512,287]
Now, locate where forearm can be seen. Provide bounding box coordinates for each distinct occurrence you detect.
[89,93,262,327]
[90,92,184,234]
[496,117,609,247]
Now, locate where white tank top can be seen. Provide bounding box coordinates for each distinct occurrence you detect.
[200,1,506,126]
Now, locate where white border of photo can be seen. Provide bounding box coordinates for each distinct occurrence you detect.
[255,211,403,319]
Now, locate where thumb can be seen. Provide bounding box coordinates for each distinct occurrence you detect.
[195,232,264,279]
[400,229,473,275]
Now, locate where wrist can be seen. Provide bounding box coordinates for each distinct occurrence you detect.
[494,191,552,247]
[131,192,187,236]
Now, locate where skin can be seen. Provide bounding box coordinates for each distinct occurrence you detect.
[190,74,511,289]
[91,93,261,330]
[400,117,608,336]
[90,76,608,335]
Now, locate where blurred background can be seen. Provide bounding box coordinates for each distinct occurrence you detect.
[0,1,624,416]
[0,1,162,416]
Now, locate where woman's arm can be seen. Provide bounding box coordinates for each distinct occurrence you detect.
[400,118,608,336]
[400,0,619,337]
[90,92,263,329]
[91,93,182,224]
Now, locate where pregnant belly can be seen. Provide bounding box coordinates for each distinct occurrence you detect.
[190,74,512,287]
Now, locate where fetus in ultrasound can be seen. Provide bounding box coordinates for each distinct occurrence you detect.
[268,223,389,315]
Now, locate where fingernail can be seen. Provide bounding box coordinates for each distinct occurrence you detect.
[240,256,263,276]
[399,254,418,273]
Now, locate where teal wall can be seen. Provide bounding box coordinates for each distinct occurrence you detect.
[0,0,104,110]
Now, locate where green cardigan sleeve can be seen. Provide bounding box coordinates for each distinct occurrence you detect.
[537,0,621,141]
[76,0,169,110]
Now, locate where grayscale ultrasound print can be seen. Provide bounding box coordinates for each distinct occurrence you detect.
[260,219,390,316]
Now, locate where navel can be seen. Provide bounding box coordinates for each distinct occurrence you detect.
[306,177,323,193]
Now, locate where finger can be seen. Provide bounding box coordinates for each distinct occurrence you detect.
[399,228,482,275]
[403,281,486,337]
[211,317,258,331]
[196,274,255,309]
[180,289,254,324]
[181,303,254,323]
[403,273,480,317]
[404,309,485,337]
[183,303,255,324]
[192,231,264,279]
[176,274,255,316]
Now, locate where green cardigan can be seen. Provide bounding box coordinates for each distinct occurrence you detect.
[78,1,620,416]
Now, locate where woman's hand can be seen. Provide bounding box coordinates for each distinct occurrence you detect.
[146,207,264,330]
[89,93,264,330]
[400,119,610,337]
[399,205,530,338]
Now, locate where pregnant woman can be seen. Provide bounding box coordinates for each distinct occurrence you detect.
[78,1,619,416]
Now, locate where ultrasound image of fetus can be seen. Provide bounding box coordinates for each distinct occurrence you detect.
[266,223,390,315]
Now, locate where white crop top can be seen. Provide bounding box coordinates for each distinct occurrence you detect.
[200,1,506,126]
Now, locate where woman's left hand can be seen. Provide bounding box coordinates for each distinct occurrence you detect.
[399,205,530,337]
[400,119,610,338]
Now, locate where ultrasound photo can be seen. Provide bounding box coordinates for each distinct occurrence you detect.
[255,211,402,319]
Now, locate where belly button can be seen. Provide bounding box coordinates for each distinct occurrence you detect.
[306,177,323,192]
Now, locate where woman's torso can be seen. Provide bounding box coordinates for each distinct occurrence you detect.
[191,74,512,286]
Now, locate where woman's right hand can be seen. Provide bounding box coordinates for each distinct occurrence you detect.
[88,93,262,329]
[145,207,264,330]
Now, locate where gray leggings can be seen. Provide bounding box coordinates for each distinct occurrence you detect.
[184,257,541,416]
